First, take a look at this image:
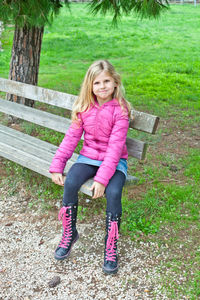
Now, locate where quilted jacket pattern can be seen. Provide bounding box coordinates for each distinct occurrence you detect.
[49,98,129,187]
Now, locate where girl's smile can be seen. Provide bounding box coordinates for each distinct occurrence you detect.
[92,71,117,106]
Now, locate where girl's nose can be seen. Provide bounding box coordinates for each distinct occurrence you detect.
[100,81,105,88]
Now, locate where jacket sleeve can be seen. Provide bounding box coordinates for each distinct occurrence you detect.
[49,115,83,174]
[94,108,129,187]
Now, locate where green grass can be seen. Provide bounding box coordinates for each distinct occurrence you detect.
[0,3,200,298]
[122,149,200,237]
[1,4,200,120]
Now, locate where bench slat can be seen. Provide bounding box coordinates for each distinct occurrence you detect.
[0,97,71,133]
[0,129,54,161]
[126,137,148,161]
[0,139,94,195]
[0,126,137,196]
[0,77,76,111]
[0,125,79,162]
[0,99,147,160]
[130,110,159,134]
[0,78,159,134]
[0,123,59,155]
[0,141,51,176]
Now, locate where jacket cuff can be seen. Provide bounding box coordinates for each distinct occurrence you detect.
[94,175,108,187]
[49,167,64,174]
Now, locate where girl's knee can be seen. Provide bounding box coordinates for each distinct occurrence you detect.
[106,186,122,200]
[64,175,80,192]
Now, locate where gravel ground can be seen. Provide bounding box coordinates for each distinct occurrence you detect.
[0,182,169,300]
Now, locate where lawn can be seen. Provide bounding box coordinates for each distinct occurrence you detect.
[0,3,200,299]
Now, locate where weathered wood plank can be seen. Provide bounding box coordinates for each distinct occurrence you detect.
[126,137,148,160]
[0,141,93,196]
[0,78,159,134]
[0,126,145,175]
[130,110,159,134]
[126,175,138,184]
[0,98,71,133]
[0,130,138,196]
[0,132,53,162]
[0,141,51,177]
[0,100,147,160]
[0,77,76,110]
[0,124,79,161]
[0,124,58,153]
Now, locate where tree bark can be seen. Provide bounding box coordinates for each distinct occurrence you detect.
[7,24,44,107]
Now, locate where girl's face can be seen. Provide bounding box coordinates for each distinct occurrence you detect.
[92,71,117,105]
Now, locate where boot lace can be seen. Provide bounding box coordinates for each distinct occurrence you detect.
[58,206,72,249]
[106,221,119,262]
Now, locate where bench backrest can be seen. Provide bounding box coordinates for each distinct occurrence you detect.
[0,78,159,160]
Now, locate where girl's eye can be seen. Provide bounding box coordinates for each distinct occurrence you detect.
[93,82,99,85]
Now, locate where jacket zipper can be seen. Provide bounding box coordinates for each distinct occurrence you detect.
[94,106,101,140]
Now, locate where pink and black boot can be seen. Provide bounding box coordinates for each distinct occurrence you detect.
[102,212,121,274]
[54,203,79,261]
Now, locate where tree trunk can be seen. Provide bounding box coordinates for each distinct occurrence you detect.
[7,24,44,107]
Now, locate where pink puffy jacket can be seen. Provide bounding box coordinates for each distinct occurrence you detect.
[49,98,129,187]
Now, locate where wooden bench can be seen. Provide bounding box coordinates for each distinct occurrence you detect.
[0,78,159,196]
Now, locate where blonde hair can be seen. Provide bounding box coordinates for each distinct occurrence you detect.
[72,60,131,121]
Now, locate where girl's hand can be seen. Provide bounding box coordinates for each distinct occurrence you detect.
[51,173,64,186]
[90,181,105,199]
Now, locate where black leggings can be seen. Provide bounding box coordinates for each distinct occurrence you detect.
[63,163,125,216]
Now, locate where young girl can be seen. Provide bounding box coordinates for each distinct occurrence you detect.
[49,60,131,274]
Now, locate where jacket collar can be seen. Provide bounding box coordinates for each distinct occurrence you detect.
[94,97,119,108]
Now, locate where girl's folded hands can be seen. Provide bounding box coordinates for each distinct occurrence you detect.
[90,181,105,199]
[52,173,64,186]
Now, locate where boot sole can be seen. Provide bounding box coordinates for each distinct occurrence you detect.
[102,265,118,275]
[54,233,79,261]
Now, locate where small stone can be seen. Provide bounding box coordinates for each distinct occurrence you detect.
[5,222,13,227]
[38,239,44,246]
[48,276,61,288]
[169,165,178,172]
[0,267,5,273]
[162,162,169,167]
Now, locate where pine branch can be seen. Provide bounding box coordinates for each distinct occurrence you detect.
[0,0,70,27]
[88,0,169,23]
